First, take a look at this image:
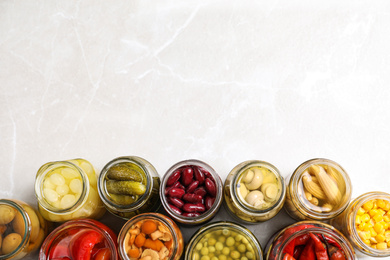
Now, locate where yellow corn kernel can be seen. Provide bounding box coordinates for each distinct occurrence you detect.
[385,231,390,239]
[377,242,388,250]
[377,199,386,209]
[363,239,371,245]
[384,216,390,223]
[370,228,378,237]
[383,222,389,230]
[361,213,370,222]
[370,237,378,244]
[363,201,374,211]
[355,215,362,225]
[372,244,377,249]
[374,222,385,234]
[373,214,384,223]
[369,209,379,217]
[378,209,386,216]
[357,207,366,215]
[359,231,371,240]
[376,234,386,243]
[388,241,390,247]
[383,201,390,211]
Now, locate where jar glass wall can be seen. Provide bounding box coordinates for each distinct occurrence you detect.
[224,160,285,223]
[35,158,106,222]
[284,158,352,221]
[98,156,160,219]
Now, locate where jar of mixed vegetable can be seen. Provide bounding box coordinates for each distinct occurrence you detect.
[160,159,223,225]
[264,221,356,260]
[39,218,118,260]
[185,221,263,260]
[118,213,184,260]
[98,156,160,219]
[224,160,286,223]
[0,199,48,260]
[331,191,390,257]
[35,159,106,222]
[284,159,352,221]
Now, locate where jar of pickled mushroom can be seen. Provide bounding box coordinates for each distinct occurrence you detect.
[224,160,286,223]
[331,191,390,257]
[118,213,184,260]
[0,199,48,260]
[284,158,352,221]
[98,156,160,219]
[35,158,106,222]
[264,221,356,260]
[39,218,118,260]
[185,221,263,260]
[160,159,223,225]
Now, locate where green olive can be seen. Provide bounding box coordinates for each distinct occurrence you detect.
[2,233,22,254]
[0,205,16,225]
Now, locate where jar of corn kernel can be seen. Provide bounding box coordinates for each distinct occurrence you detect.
[34,159,106,222]
[331,191,390,257]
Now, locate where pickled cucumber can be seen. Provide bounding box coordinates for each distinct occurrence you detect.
[107,165,143,182]
[108,194,137,205]
[106,180,146,196]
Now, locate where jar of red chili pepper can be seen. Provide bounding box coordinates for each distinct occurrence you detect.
[224,160,286,223]
[118,213,184,260]
[39,218,118,260]
[331,191,390,257]
[264,221,356,260]
[160,159,223,225]
[98,156,161,219]
[284,158,352,221]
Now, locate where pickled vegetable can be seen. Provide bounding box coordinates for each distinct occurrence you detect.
[106,180,146,196]
[107,165,143,182]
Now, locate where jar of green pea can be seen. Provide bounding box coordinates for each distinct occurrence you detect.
[185,221,263,260]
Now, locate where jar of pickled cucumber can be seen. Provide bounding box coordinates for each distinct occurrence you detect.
[35,158,106,222]
[97,156,160,219]
[331,191,390,257]
[264,221,356,260]
[0,199,48,260]
[185,221,263,260]
[284,158,352,221]
[39,218,118,260]
[224,160,286,223]
[118,213,184,260]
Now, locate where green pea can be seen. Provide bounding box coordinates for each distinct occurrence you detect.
[209,246,216,253]
[209,237,217,246]
[218,236,226,243]
[215,242,224,251]
[246,251,254,259]
[222,229,231,236]
[211,257,218,260]
[193,253,200,260]
[201,256,210,260]
[235,234,243,242]
[241,257,248,260]
[226,237,235,246]
[196,243,203,250]
[222,247,230,255]
[201,247,209,255]
[237,244,246,253]
[218,256,227,260]
[230,251,240,259]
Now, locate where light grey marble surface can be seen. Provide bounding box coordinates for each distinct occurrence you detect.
[1,0,390,259]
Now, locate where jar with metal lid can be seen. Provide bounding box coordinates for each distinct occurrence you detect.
[98,156,160,219]
[160,159,223,225]
[39,218,118,260]
[35,158,106,222]
[185,221,263,260]
[224,160,286,223]
[284,158,352,221]
[331,191,390,257]
[0,199,48,260]
[264,221,356,260]
[118,213,184,260]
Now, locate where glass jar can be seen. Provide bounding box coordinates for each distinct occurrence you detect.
[98,156,160,219]
[224,160,286,223]
[0,199,48,260]
[35,158,106,222]
[284,158,352,221]
[264,221,356,260]
[185,221,263,260]
[331,191,390,257]
[39,218,118,260]
[160,159,223,225]
[118,213,183,260]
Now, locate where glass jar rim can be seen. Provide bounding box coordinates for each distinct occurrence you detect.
[98,156,154,213]
[35,160,89,214]
[288,158,352,220]
[118,213,181,260]
[0,199,30,260]
[160,159,223,224]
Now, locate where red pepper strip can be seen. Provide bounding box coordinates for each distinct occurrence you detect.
[283,238,296,256]
[330,250,346,260]
[295,234,310,246]
[320,234,346,260]
[298,239,315,260]
[282,225,315,255]
[293,245,304,259]
[72,230,104,260]
[310,233,329,260]
[317,234,342,249]
[283,253,296,260]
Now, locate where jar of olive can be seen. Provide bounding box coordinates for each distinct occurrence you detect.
[224,160,286,223]
[97,156,160,219]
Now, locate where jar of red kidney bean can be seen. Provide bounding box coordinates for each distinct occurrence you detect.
[159,159,223,225]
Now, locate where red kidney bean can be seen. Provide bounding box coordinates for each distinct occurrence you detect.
[205,196,215,210]
[182,212,201,217]
[193,187,207,197]
[183,193,203,203]
[168,197,184,209]
[193,166,205,184]
[182,167,194,186]
[182,203,206,213]
[186,181,199,193]
[165,181,185,195]
[167,170,181,186]
[205,178,217,197]
[168,188,185,199]
[200,167,212,179]
[169,204,182,215]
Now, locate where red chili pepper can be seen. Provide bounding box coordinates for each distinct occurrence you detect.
[294,234,310,246]
[298,238,315,260]
[71,230,104,260]
[330,250,346,260]
[310,233,329,260]
[320,234,346,260]
[49,244,71,259]
[317,234,342,249]
[283,238,296,256]
[282,253,296,260]
[293,245,304,259]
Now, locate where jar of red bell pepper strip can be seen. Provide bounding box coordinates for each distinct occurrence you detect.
[39,218,118,260]
[264,221,356,260]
